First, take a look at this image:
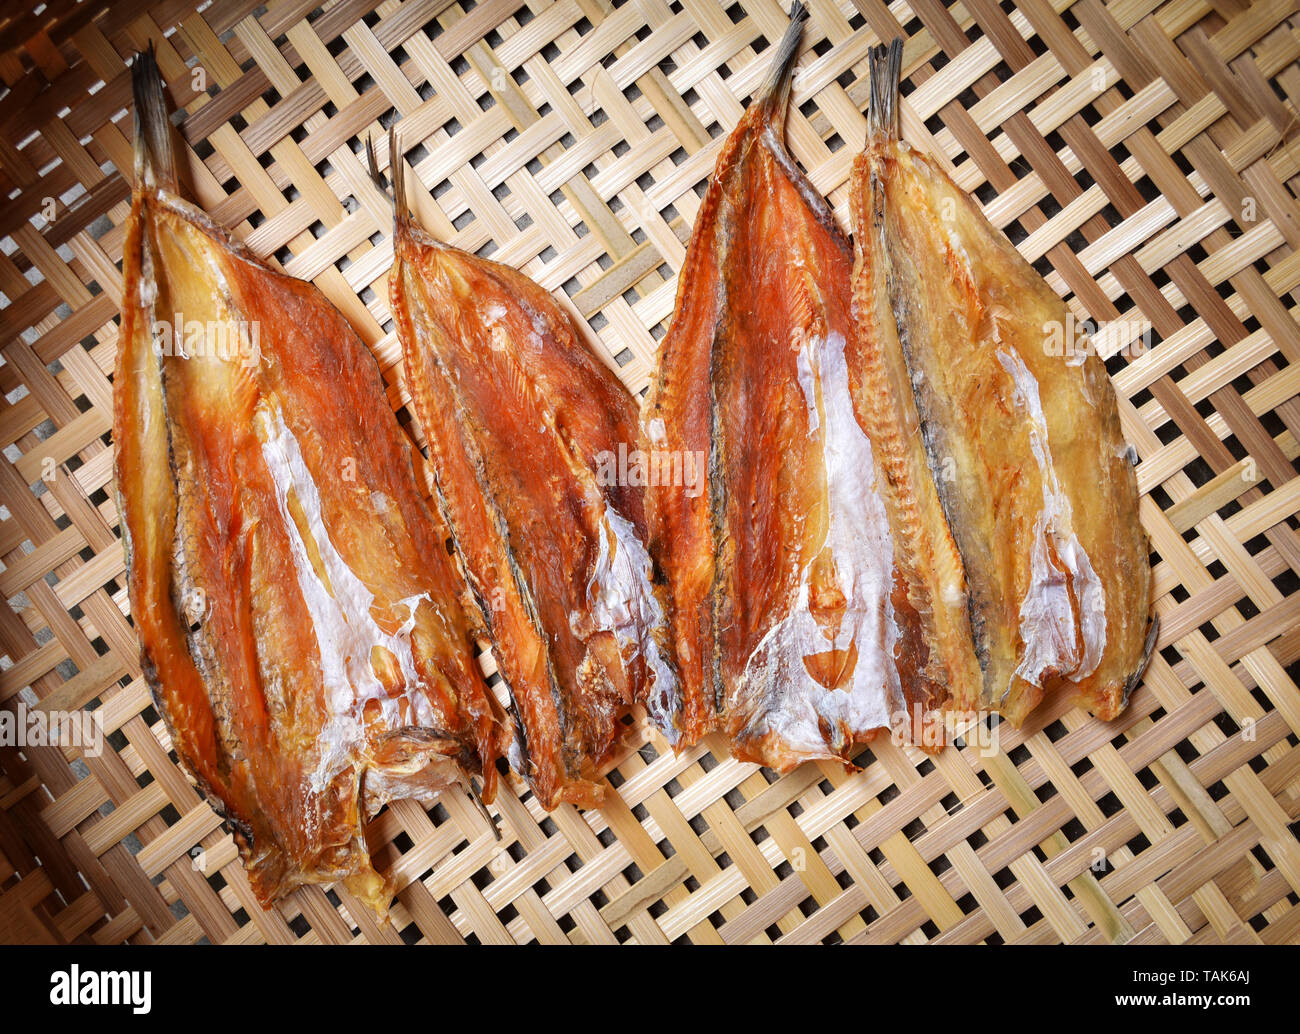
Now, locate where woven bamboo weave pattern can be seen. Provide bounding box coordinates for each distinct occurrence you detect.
[0,0,1298,945]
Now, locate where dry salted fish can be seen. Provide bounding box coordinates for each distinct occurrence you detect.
[643,11,1153,768]
[641,4,949,770]
[382,132,678,809]
[115,51,501,916]
[850,41,1155,725]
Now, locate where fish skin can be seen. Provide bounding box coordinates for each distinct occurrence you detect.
[851,41,1153,725]
[642,5,946,769]
[115,51,500,917]
[386,144,678,810]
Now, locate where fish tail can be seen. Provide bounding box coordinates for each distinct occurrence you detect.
[868,38,903,141]
[131,46,178,194]
[364,131,389,201]
[388,122,413,233]
[755,2,809,129]
[365,120,414,234]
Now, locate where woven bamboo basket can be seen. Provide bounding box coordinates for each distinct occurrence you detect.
[0,0,1298,946]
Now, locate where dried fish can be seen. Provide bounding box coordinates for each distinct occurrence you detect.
[642,4,946,769]
[384,131,678,808]
[851,41,1154,724]
[115,51,500,916]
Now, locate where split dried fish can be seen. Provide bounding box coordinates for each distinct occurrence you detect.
[641,4,946,769]
[644,16,1153,767]
[115,51,501,916]
[383,132,678,809]
[850,40,1155,725]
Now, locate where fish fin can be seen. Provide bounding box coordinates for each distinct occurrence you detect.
[867,38,903,140]
[389,121,413,231]
[755,2,809,130]
[1122,616,1159,706]
[365,131,390,199]
[131,46,178,194]
[365,120,415,237]
[466,777,500,839]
